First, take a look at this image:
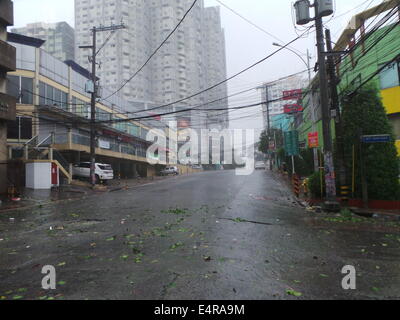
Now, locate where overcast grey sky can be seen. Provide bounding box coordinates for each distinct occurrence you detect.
[11,0,382,131]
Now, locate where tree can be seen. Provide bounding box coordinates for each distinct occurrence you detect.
[258,130,269,154]
[341,83,400,201]
[258,128,284,154]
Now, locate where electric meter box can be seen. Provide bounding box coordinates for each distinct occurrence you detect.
[316,0,334,17]
[85,80,95,94]
[294,0,311,25]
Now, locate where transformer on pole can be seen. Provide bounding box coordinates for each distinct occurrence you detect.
[293,0,340,212]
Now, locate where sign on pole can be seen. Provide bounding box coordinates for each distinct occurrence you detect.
[361,135,391,144]
[308,132,319,148]
[284,131,299,156]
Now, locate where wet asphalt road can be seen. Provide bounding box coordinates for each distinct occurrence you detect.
[0,169,400,300]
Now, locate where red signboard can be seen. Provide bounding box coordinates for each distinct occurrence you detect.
[308,132,319,148]
[282,89,303,101]
[284,104,303,114]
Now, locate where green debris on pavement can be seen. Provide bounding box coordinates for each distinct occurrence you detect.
[170,242,184,251]
[286,289,302,297]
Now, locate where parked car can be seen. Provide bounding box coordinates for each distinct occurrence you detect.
[255,161,266,170]
[73,162,114,183]
[160,166,179,176]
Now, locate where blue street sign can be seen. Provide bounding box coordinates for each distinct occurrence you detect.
[361,135,391,144]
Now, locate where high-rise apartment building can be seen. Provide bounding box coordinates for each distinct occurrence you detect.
[11,21,75,61]
[74,0,228,129]
[201,6,228,129]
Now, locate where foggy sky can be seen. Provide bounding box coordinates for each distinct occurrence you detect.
[11,0,382,131]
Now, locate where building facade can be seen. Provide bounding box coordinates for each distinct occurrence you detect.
[74,0,229,129]
[262,73,308,132]
[0,0,16,194]
[5,33,203,190]
[294,1,400,156]
[12,21,75,62]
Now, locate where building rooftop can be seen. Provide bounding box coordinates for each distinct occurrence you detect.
[7,32,45,48]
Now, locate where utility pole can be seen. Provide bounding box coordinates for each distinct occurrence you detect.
[314,2,338,207]
[79,23,126,186]
[325,28,346,189]
[265,85,273,171]
[294,0,339,210]
[90,27,97,187]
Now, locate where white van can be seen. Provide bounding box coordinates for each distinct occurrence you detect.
[73,162,114,183]
[160,166,179,176]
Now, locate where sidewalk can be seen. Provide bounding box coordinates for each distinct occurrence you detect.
[0,175,172,213]
[271,167,400,221]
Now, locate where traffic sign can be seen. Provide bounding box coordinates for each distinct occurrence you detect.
[361,135,391,144]
[284,131,299,156]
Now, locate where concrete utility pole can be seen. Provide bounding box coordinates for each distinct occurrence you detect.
[79,23,126,186]
[294,0,339,210]
[325,28,346,188]
[265,86,273,171]
[314,2,338,206]
[257,84,272,169]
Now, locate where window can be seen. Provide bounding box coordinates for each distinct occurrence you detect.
[39,81,69,109]
[7,75,20,100]
[21,78,33,104]
[46,86,54,104]
[7,76,33,104]
[380,60,400,89]
[7,117,33,140]
[72,96,89,118]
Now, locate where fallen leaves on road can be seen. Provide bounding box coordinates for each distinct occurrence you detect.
[170,242,184,251]
[286,289,302,297]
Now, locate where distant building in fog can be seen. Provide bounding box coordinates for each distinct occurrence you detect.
[12,22,75,62]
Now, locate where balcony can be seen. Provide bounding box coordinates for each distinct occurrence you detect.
[0,0,13,26]
[0,39,16,72]
[0,92,16,121]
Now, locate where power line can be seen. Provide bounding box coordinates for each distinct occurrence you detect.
[335,7,399,74]
[215,0,305,55]
[109,29,311,119]
[101,0,199,102]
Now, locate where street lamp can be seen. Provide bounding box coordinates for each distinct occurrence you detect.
[272,43,312,83]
